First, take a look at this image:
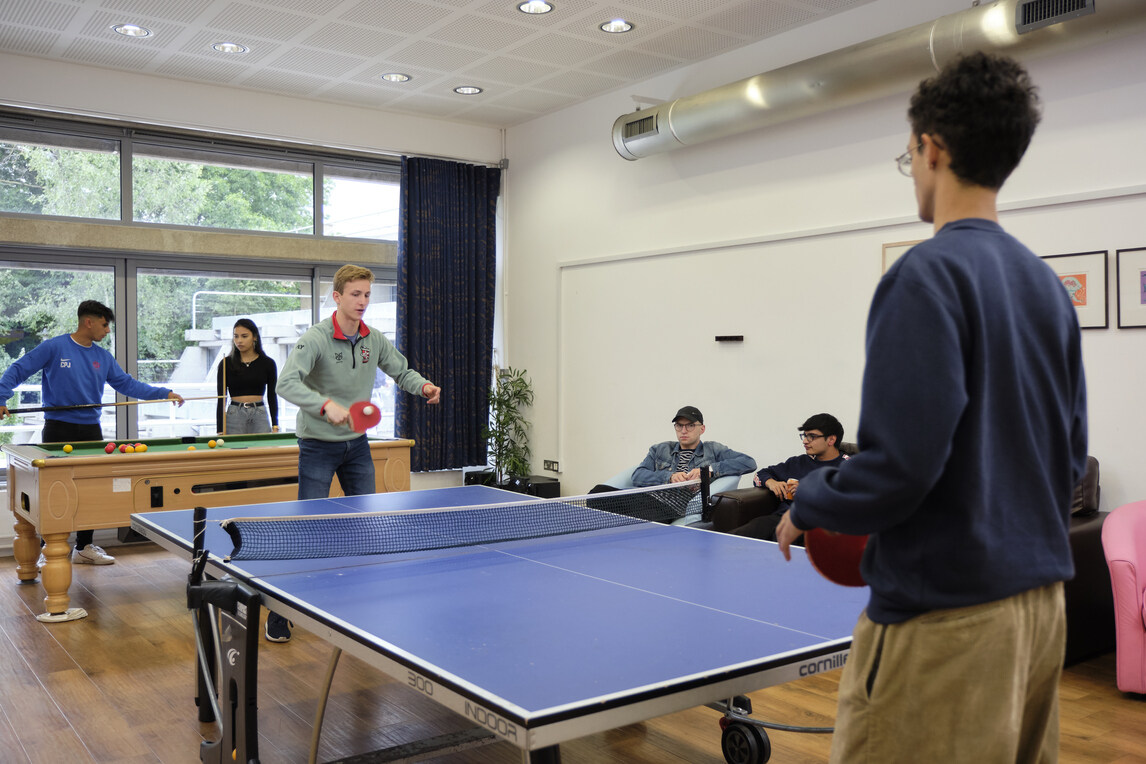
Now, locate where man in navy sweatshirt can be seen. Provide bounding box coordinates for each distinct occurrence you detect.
[776,53,1088,763]
[726,413,848,540]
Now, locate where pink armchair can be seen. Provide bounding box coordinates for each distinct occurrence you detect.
[1101,499,1146,694]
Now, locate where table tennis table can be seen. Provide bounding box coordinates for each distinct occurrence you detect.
[130,484,868,764]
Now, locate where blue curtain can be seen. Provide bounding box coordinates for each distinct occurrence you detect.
[396,156,501,472]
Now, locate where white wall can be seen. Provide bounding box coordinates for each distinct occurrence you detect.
[504,0,1146,513]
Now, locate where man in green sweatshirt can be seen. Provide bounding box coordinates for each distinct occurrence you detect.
[269,263,441,641]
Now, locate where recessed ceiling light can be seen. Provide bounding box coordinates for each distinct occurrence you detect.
[517,1,553,13]
[381,73,411,83]
[111,23,152,38]
[454,86,483,95]
[600,18,633,34]
[212,42,248,54]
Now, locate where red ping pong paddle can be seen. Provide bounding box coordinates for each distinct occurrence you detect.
[347,400,381,433]
[803,527,869,587]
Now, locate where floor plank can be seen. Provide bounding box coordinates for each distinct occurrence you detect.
[1,543,1143,763]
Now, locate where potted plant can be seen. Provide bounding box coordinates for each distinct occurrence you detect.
[482,366,534,490]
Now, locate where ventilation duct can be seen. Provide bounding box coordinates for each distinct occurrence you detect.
[613,0,1144,160]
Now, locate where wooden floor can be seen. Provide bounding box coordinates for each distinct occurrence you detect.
[1,542,1142,764]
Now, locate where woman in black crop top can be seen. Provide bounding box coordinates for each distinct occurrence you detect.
[216,318,279,434]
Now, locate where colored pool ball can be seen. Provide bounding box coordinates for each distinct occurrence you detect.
[119,444,128,453]
[62,444,73,453]
[105,443,116,454]
[137,443,148,452]
[208,440,217,448]
[124,445,135,453]
[187,445,196,450]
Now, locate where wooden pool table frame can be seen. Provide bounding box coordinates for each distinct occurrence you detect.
[3,436,413,621]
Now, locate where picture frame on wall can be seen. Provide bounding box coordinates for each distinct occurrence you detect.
[1041,250,1108,330]
[1116,247,1146,329]
[881,240,924,273]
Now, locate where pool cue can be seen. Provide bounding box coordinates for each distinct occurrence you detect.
[221,355,227,436]
[5,395,223,415]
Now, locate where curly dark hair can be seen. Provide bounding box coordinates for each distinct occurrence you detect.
[907,52,1041,190]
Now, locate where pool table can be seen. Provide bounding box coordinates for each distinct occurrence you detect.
[3,432,413,622]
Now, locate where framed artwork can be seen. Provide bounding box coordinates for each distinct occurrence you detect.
[1041,251,1108,330]
[1116,247,1146,328]
[881,240,924,273]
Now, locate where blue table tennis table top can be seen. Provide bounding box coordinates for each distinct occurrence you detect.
[131,484,869,752]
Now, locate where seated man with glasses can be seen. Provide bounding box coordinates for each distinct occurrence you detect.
[631,405,756,489]
[728,413,849,540]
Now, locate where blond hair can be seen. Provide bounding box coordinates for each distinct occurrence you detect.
[333,264,374,294]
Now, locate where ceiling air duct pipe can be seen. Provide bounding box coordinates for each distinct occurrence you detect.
[613,0,1146,160]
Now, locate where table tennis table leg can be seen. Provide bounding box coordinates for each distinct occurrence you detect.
[527,745,561,763]
[195,604,217,723]
[189,579,262,764]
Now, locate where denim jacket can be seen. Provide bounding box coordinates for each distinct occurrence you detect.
[631,440,757,487]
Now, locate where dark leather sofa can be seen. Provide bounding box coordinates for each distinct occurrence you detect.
[709,455,1113,665]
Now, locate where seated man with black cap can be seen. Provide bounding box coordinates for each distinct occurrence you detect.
[632,405,757,488]
[586,406,755,525]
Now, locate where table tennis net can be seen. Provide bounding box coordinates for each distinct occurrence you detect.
[221,482,705,561]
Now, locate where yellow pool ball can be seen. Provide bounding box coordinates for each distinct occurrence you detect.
[187,445,196,450]
[137,443,148,452]
[62,444,73,453]
[124,445,135,453]
[208,439,217,448]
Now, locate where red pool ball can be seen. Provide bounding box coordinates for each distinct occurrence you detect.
[105,443,116,454]
[119,444,128,453]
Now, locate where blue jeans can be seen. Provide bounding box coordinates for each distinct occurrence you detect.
[297,436,375,499]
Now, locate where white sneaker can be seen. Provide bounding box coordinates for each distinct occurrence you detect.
[72,544,115,565]
[37,552,46,569]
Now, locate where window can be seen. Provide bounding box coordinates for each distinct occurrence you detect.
[323,164,400,240]
[0,262,116,471]
[0,126,120,220]
[133,269,311,438]
[132,143,314,233]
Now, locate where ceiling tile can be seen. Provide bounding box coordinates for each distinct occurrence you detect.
[96,0,216,25]
[0,25,59,55]
[534,68,626,97]
[508,32,611,64]
[338,1,454,35]
[0,0,882,128]
[206,3,315,42]
[266,47,367,78]
[636,26,743,60]
[387,39,488,71]
[301,23,404,58]
[154,54,249,83]
[459,56,560,87]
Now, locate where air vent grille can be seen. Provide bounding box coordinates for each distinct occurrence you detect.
[623,114,657,140]
[1016,0,1096,34]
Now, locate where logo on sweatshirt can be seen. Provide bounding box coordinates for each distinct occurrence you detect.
[60,358,72,368]
[360,346,370,364]
[334,351,344,364]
